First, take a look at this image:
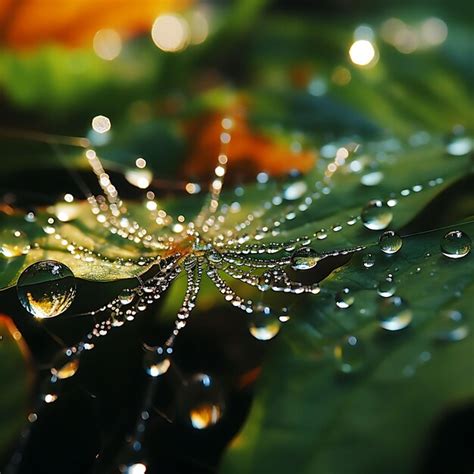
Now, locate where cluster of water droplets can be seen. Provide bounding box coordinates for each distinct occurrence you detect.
[2,122,473,472]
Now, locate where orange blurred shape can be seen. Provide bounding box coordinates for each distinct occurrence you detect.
[237,365,262,389]
[0,0,192,49]
[184,112,316,181]
[0,314,32,368]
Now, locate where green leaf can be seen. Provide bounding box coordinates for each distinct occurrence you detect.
[220,222,474,474]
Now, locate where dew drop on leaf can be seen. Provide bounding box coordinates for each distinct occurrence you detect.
[283,180,307,200]
[0,229,30,258]
[434,309,469,342]
[379,230,403,254]
[361,200,393,230]
[144,346,171,377]
[378,296,412,331]
[335,288,354,309]
[360,171,383,186]
[334,335,365,373]
[362,252,375,268]
[291,247,320,270]
[248,305,281,340]
[445,135,472,156]
[179,373,225,430]
[377,276,396,297]
[440,230,471,259]
[17,260,76,318]
[316,229,327,240]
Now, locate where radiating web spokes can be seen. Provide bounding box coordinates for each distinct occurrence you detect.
[165,255,203,348]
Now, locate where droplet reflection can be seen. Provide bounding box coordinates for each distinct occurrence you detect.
[17,260,76,319]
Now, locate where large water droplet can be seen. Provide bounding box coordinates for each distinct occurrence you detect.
[144,346,171,377]
[335,288,354,309]
[440,230,471,259]
[378,296,412,331]
[50,348,80,379]
[291,247,320,270]
[361,200,392,230]
[179,373,224,430]
[0,229,30,258]
[379,231,403,254]
[17,260,76,318]
[377,277,396,297]
[248,305,280,341]
[434,309,469,342]
[334,335,365,373]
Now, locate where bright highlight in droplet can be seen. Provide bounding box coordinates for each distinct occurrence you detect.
[151,14,189,52]
[185,182,201,194]
[135,158,147,169]
[92,115,111,134]
[126,463,147,474]
[349,40,376,66]
[125,169,152,189]
[93,29,122,60]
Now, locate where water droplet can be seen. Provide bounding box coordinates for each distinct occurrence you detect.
[119,288,135,305]
[334,335,365,373]
[42,393,58,404]
[208,250,223,265]
[361,200,392,230]
[144,346,171,377]
[434,309,469,342]
[50,348,80,379]
[291,247,320,270]
[316,229,327,240]
[283,181,307,200]
[119,462,148,474]
[378,296,412,331]
[361,171,383,186]
[17,261,76,318]
[440,230,471,259]
[0,229,30,258]
[278,307,290,323]
[179,373,225,429]
[248,305,280,340]
[379,230,403,254]
[377,277,396,297]
[446,135,472,156]
[335,288,354,309]
[362,253,375,268]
